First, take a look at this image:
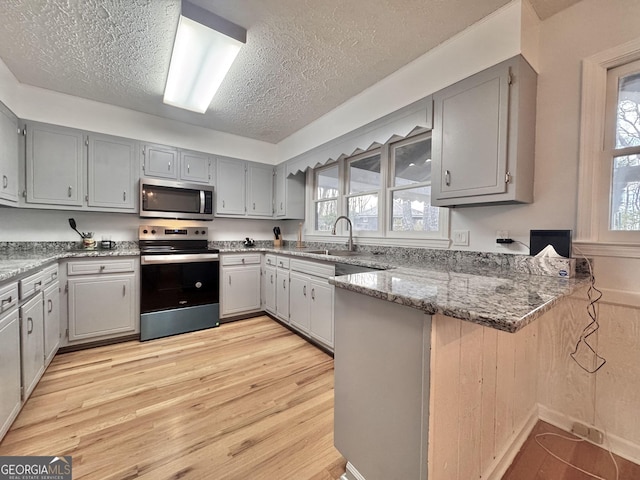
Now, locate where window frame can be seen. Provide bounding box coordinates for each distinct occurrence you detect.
[576,38,640,256]
[312,162,341,233]
[344,148,384,237]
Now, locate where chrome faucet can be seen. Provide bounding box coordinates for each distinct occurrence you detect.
[332,216,354,251]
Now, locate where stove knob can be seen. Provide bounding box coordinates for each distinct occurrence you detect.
[151,229,156,234]
[201,230,206,235]
[143,229,148,234]
[194,230,199,234]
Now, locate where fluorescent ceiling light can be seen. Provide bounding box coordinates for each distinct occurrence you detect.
[163,1,246,114]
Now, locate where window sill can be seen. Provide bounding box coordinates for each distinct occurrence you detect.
[305,234,451,249]
[573,241,640,258]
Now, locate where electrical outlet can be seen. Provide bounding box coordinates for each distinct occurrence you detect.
[452,230,469,246]
[571,422,589,437]
[571,422,604,445]
[496,230,510,240]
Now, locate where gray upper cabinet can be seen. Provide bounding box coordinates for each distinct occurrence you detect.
[142,143,178,180]
[180,150,211,184]
[87,133,137,211]
[25,122,84,206]
[216,157,246,215]
[142,143,211,184]
[431,55,537,207]
[247,163,274,217]
[0,103,19,205]
[274,164,305,219]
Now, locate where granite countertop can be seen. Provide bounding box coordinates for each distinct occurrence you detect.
[0,243,588,333]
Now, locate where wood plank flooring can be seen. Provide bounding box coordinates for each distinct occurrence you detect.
[502,420,640,480]
[0,316,346,480]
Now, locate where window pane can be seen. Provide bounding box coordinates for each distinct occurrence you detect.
[316,165,339,200]
[348,194,378,231]
[349,154,381,194]
[610,154,640,230]
[391,186,440,232]
[315,200,337,231]
[393,138,432,186]
[616,72,640,148]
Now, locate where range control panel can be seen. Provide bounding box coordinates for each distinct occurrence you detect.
[139,225,208,241]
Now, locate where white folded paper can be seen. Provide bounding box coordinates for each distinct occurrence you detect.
[534,244,565,258]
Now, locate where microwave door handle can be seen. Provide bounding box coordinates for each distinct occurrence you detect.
[200,190,205,214]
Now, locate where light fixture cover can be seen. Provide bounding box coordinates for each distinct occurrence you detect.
[163,6,245,114]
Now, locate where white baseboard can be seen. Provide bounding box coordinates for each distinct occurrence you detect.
[483,405,539,480]
[342,462,366,480]
[538,404,640,466]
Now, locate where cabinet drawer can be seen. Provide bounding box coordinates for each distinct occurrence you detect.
[0,282,18,314]
[276,256,290,269]
[67,259,136,276]
[19,270,45,300]
[221,254,261,266]
[41,264,59,286]
[264,254,277,267]
[290,259,334,278]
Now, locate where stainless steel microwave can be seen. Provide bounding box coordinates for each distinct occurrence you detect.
[140,178,214,220]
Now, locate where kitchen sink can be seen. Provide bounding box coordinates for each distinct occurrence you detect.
[334,263,383,276]
[304,249,363,257]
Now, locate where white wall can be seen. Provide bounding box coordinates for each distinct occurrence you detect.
[0,59,277,164]
[0,207,299,243]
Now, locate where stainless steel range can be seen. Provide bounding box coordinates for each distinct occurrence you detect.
[139,225,220,341]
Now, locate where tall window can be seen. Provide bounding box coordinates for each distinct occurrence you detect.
[346,151,382,232]
[605,59,640,232]
[314,164,339,231]
[388,133,440,233]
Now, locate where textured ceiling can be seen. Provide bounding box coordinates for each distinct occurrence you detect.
[0,0,582,143]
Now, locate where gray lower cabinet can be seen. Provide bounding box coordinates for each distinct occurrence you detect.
[275,257,290,323]
[431,55,536,206]
[0,102,19,205]
[263,264,276,314]
[0,286,21,440]
[43,281,60,367]
[220,254,262,317]
[66,258,138,343]
[20,292,45,400]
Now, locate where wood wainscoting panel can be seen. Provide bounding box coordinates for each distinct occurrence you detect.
[0,316,346,480]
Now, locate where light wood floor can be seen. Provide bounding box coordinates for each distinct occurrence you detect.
[503,420,640,480]
[0,316,346,480]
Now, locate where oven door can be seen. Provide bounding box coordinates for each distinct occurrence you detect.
[141,253,219,313]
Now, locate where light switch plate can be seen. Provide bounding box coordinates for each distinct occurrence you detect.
[452,230,469,246]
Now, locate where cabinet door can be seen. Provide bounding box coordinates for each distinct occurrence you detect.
[309,279,334,348]
[247,163,273,217]
[264,265,276,314]
[43,282,60,366]
[20,292,45,399]
[289,272,310,333]
[216,158,246,215]
[276,269,290,323]
[68,274,136,341]
[432,63,510,200]
[0,309,21,439]
[26,122,84,206]
[180,150,210,184]
[0,105,19,204]
[274,165,305,219]
[221,265,261,316]
[88,134,137,210]
[143,143,178,179]
[274,164,286,216]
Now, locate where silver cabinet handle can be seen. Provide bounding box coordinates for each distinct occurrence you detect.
[222,200,225,208]
[241,258,245,264]
[27,317,33,334]
[283,279,286,289]
[270,274,273,284]
[123,284,126,296]
[100,265,106,271]
[1,295,12,306]
[2,175,7,189]
[253,202,256,210]
[303,285,307,297]
[229,276,231,285]
[123,191,126,201]
[187,164,190,173]
[445,170,451,187]
[311,288,315,300]
[47,298,53,313]
[68,186,72,197]
[280,202,283,210]
[168,161,171,171]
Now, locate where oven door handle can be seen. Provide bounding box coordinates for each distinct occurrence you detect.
[141,253,219,264]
